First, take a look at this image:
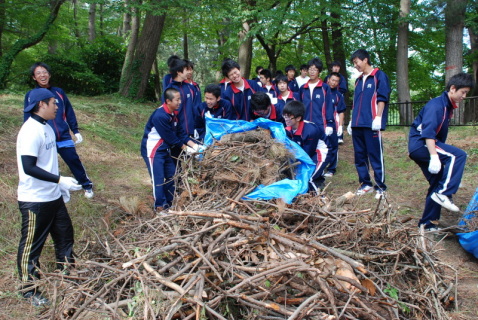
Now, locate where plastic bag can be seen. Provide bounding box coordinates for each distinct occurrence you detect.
[204,117,315,203]
[457,188,478,258]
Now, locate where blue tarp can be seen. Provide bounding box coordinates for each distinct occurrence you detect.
[203,117,315,203]
[457,188,478,258]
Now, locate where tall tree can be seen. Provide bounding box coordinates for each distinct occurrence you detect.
[397,0,412,124]
[0,0,65,87]
[119,0,166,99]
[445,0,467,123]
[89,3,97,41]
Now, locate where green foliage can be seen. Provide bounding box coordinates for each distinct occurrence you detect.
[80,36,126,93]
[39,55,105,95]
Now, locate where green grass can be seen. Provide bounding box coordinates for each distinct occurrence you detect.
[0,92,477,318]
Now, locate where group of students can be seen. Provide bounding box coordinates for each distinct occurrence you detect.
[141,55,351,211]
[15,50,474,306]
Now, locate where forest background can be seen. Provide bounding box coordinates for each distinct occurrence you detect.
[0,0,477,117]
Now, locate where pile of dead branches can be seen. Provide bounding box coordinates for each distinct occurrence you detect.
[175,129,296,210]
[34,129,456,319]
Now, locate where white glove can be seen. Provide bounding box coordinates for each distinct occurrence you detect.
[428,154,441,174]
[59,176,82,191]
[347,121,352,135]
[337,125,343,136]
[59,185,71,203]
[75,133,83,144]
[371,116,382,131]
[325,126,333,136]
[185,145,199,155]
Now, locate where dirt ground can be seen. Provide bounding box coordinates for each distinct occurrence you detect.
[0,124,477,319]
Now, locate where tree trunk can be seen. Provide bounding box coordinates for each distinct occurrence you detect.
[469,26,478,97]
[238,20,252,79]
[321,18,332,68]
[0,0,5,57]
[119,0,166,100]
[72,0,81,39]
[0,0,65,87]
[120,0,140,90]
[183,31,189,60]
[88,3,96,42]
[397,0,412,125]
[331,6,349,106]
[122,0,132,36]
[152,57,161,101]
[445,0,467,124]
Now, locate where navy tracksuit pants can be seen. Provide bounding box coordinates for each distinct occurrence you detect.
[57,146,93,191]
[17,197,74,287]
[325,130,339,174]
[409,142,467,228]
[352,127,386,191]
[143,150,176,209]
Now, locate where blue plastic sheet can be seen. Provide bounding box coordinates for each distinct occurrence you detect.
[203,117,315,203]
[457,188,478,258]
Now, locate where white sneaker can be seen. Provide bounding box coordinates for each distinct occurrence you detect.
[356,185,373,195]
[84,189,94,199]
[338,139,344,145]
[323,172,334,178]
[375,190,386,200]
[431,192,459,212]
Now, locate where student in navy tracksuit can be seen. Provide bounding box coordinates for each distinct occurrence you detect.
[285,65,299,92]
[194,84,233,140]
[141,88,199,211]
[259,69,279,100]
[283,100,328,193]
[324,61,348,96]
[324,61,348,144]
[347,49,390,199]
[299,58,336,180]
[408,73,473,230]
[251,65,264,84]
[221,59,263,121]
[163,59,199,138]
[324,72,346,176]
[162,55,180,91]
[275,75,299,117]
[250,91,284,124]
[24,62,94,199]
[185,60,202,103]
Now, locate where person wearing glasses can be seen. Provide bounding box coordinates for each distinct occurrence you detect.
[283,100,328,193]
[24,62,94,199]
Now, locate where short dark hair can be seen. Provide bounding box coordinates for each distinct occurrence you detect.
[255,66,264,73]
[250,92,271,111]
[31,98,52,114]
[328,72,341,80]
[30,62,51,77]
[285,65,296,73]
[259,69,272,80]
[185,59,194,69]
[170,59,188,78]
[205,84,221,98]
[446,73,475,91]
[300,64,308,71]
[164,87,179,102]
[222,59,241,77]
[350,49,371,65]
[330,61,341,68]
[167,55,181,67]
[275,74,289,85]
[283,100,305,121]
[307,58,323,73]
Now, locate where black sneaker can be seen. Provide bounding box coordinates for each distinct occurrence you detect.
[23,291,50,307]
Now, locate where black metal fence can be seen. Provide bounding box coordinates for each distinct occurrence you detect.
[386,96,478,126]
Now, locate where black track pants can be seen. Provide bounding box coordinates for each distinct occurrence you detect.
[17,197,74,284]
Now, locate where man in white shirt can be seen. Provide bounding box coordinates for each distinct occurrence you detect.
[296,64,310,87]
[17,88,82,306]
